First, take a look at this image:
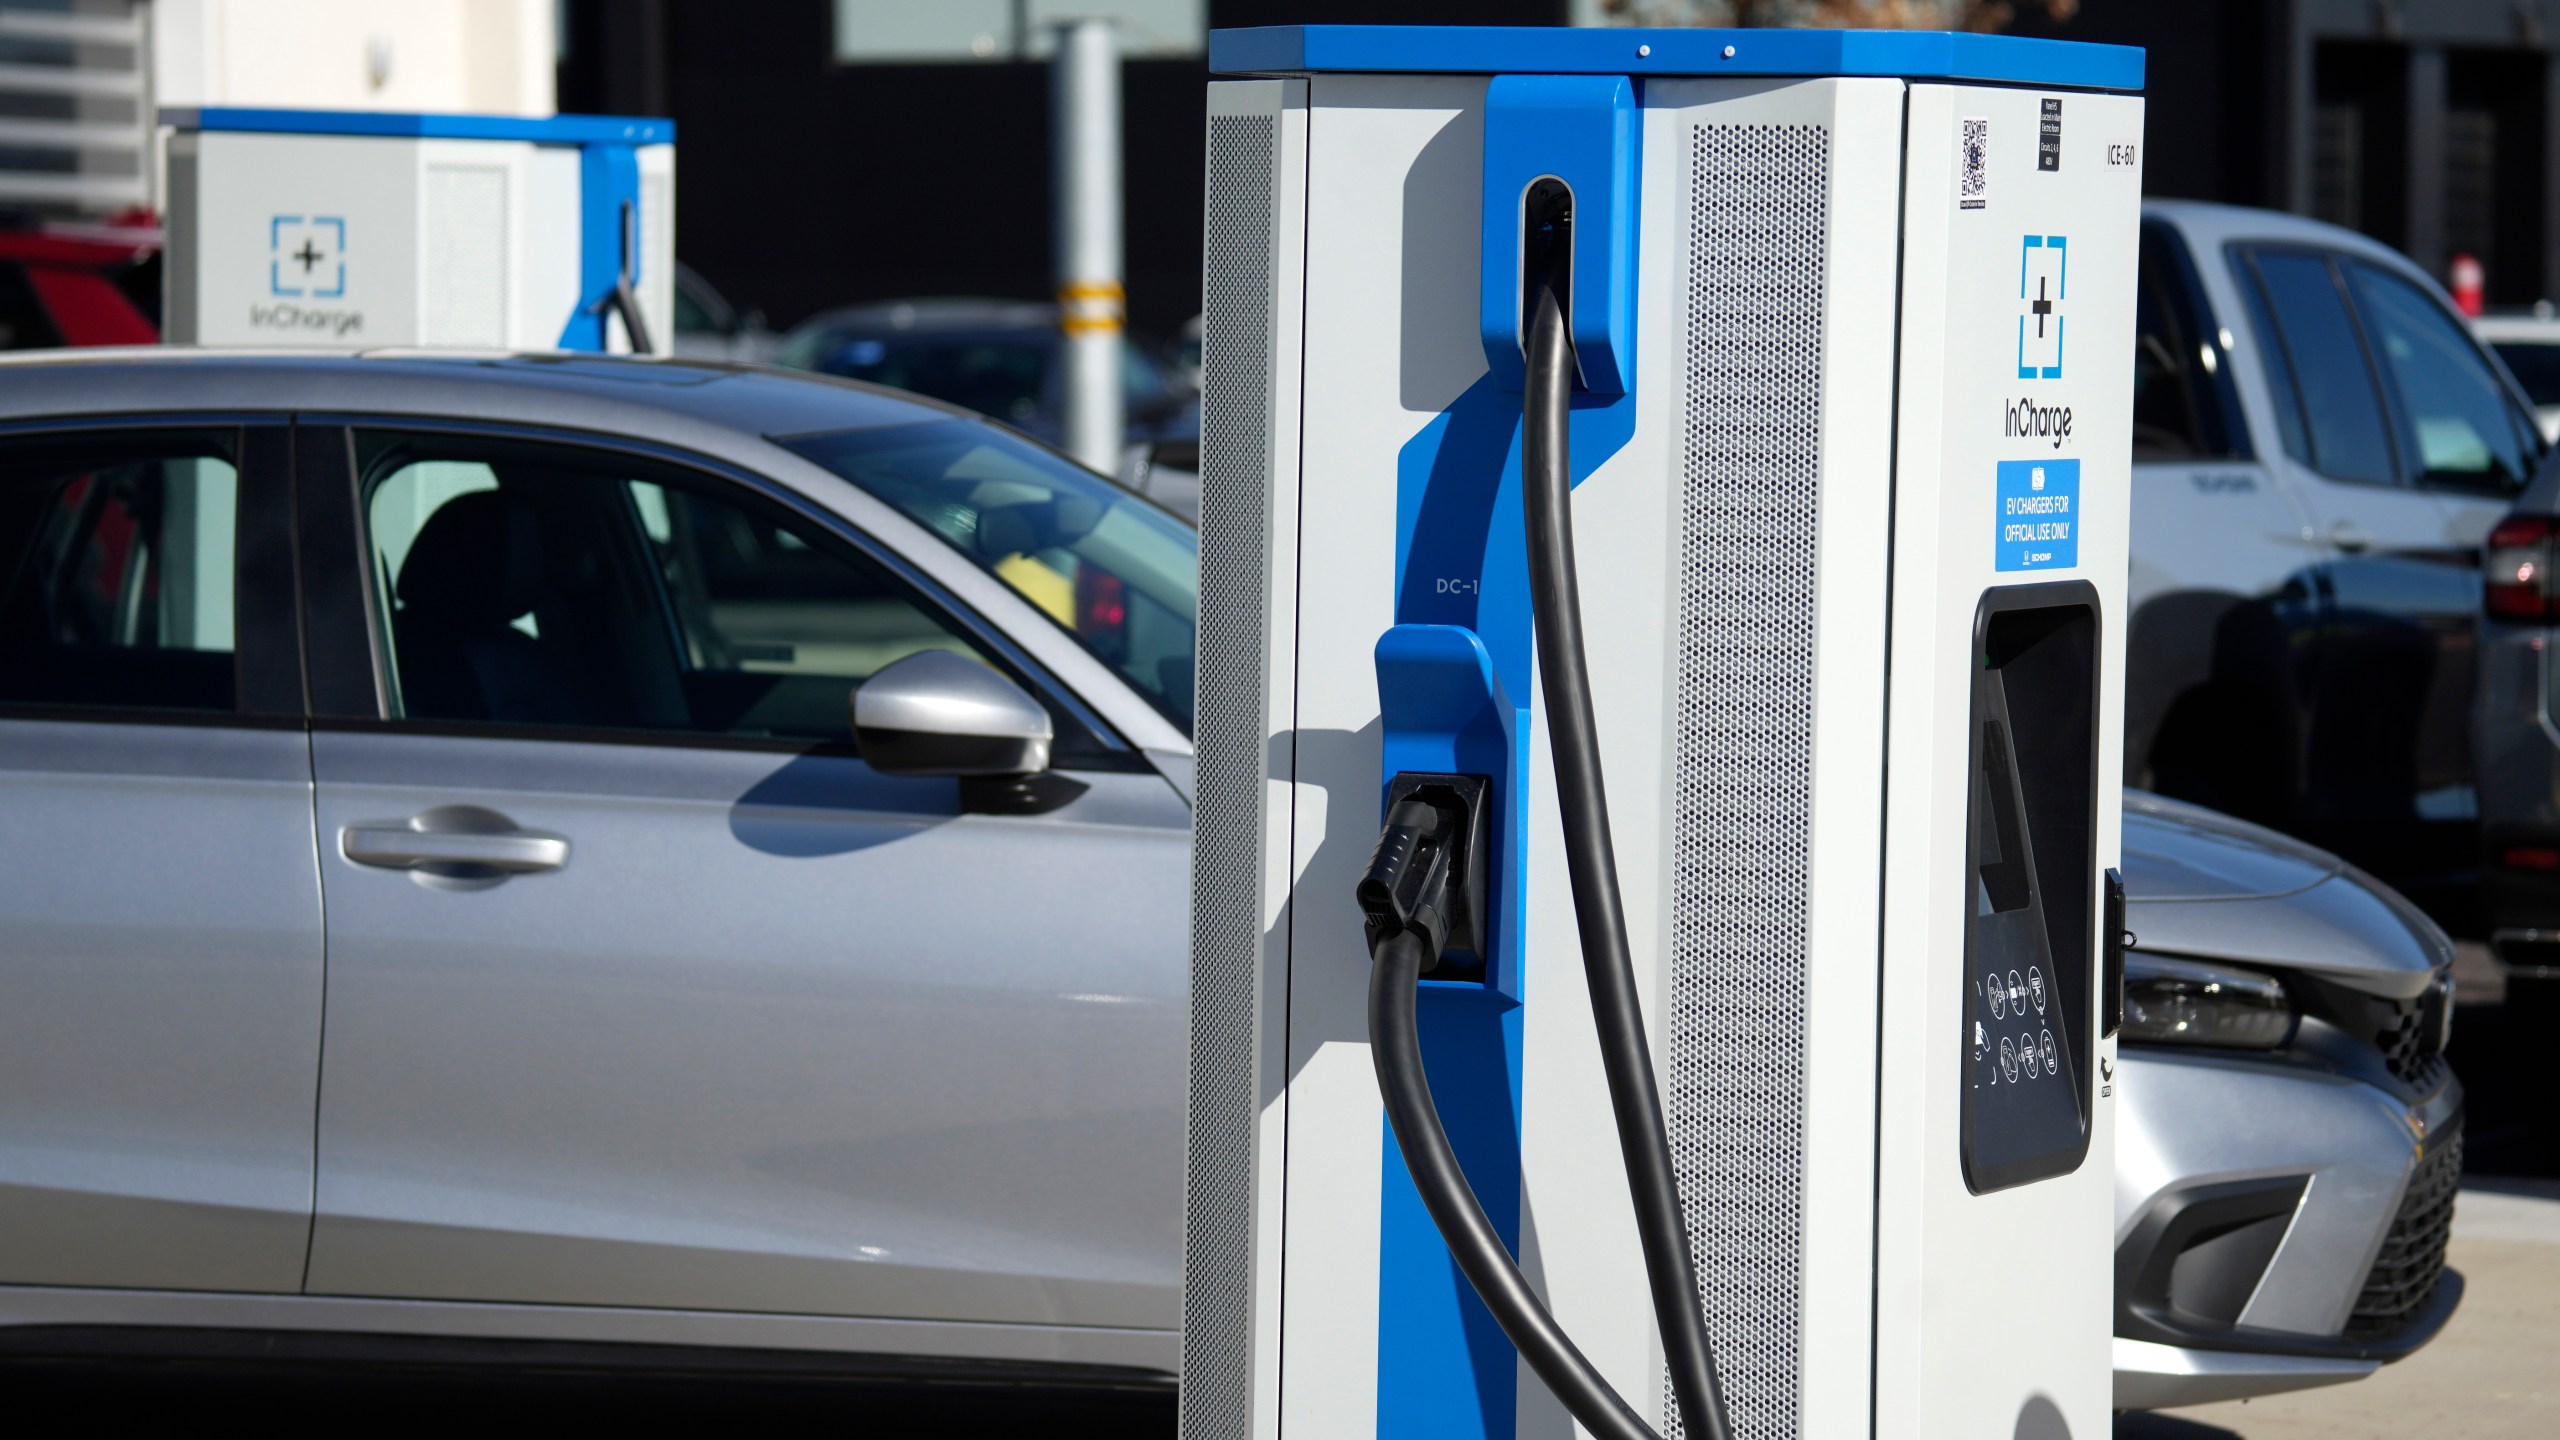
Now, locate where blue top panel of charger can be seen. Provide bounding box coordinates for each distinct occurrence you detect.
[163,108,673,145]
[1210,25,2142,92]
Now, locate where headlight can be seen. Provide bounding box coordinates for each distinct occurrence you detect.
[2121,953,2294,1049]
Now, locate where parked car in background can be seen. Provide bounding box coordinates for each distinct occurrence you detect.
[776,297,1198,457]
[2473,469,2560,1008]
[2471,308,2560,443]
[0,222,159,350]
[669,261,781,364]
[0,349,2457,1413]
[2113,791,2461,1409]
[2129,200,2544,910]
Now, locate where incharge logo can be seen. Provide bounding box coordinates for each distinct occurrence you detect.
[248,302,364,337]
[270,215,346,298]
[2017,233,2066,379]
[2005,395,2073,451]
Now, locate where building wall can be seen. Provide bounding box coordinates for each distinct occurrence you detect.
[153,0,555,116]
[2017,0,2560,306]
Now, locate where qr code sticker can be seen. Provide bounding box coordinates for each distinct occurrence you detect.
[1960,116,1989,210]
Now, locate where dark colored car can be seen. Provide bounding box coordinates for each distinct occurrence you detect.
[776,297,1197,453]
[2471,462,2560,1004]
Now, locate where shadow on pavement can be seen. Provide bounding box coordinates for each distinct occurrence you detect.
[2114,1411,2243,1440]
[2450,955,2560,1181]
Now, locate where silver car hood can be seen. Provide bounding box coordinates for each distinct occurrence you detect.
[2121,791,2452,1000]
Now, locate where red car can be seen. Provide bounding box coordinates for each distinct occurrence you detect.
[0,223,159,350]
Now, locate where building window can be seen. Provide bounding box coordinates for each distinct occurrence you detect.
[2311,104,2363,231]
[830,0,1203,64]
[2443,109,2497,280]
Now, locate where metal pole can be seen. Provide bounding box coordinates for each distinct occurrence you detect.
[1053,17,1124,474]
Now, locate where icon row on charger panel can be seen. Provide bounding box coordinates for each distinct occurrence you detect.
[1993,1030,2062,1084]
[1984,967,2050,1021]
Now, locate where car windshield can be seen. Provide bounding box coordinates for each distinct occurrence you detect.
[781,420,1196,735]
[794,333,1051,430]
[2492,340,2560,409]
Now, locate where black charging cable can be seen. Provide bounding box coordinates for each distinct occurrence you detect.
[1358,213,1734,1440]
[1519,214,1733,1440]
[1362,798,1659,1440]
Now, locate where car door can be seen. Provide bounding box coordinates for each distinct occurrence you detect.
[2227,244,2481,877]
[295,423,1187,1331]
[2338,257,2544,840]
[2125,220,2323,809]
[0,421,323,1291]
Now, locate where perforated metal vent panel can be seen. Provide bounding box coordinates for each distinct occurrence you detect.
[1182,111,1278,1440]
[1662,121,1830,1440]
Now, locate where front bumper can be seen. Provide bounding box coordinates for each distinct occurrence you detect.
[2112,1337,2378,1410]
[2113,1045,2463,1409]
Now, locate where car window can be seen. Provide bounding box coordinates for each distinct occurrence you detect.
[356,430,1016,748]
[2491,340,2560,409]
[2230,259,2312,467]
[2134,228,2227,460]
[0,430,238,713]
[2345,261,2539,494]
[781,418,1197,733]
[2236,249,2398,485]
[2132,249,2204,458]
[2136,224,2245,462]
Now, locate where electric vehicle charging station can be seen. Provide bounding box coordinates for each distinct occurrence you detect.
[1184,25,2142,1440]
[161,108,673,353]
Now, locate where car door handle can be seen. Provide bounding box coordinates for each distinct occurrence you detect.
[342,821,569,874]
[2328,521,2370,554]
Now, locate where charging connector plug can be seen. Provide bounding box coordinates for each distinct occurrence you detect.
[1356,774,1490,974]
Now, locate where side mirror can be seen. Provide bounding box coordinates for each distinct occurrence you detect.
[852,650,1053,777]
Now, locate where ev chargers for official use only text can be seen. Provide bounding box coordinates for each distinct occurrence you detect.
[1184,24,2142,1440]
[161,108,673,353]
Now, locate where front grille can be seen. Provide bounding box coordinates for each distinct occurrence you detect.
[2376,983,2450,1090]
[2346,1128,2459,1338]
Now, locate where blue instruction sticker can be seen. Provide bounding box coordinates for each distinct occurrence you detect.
[1995,458,2079,571]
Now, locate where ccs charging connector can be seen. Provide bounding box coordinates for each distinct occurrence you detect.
[1357,773,1491,975]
